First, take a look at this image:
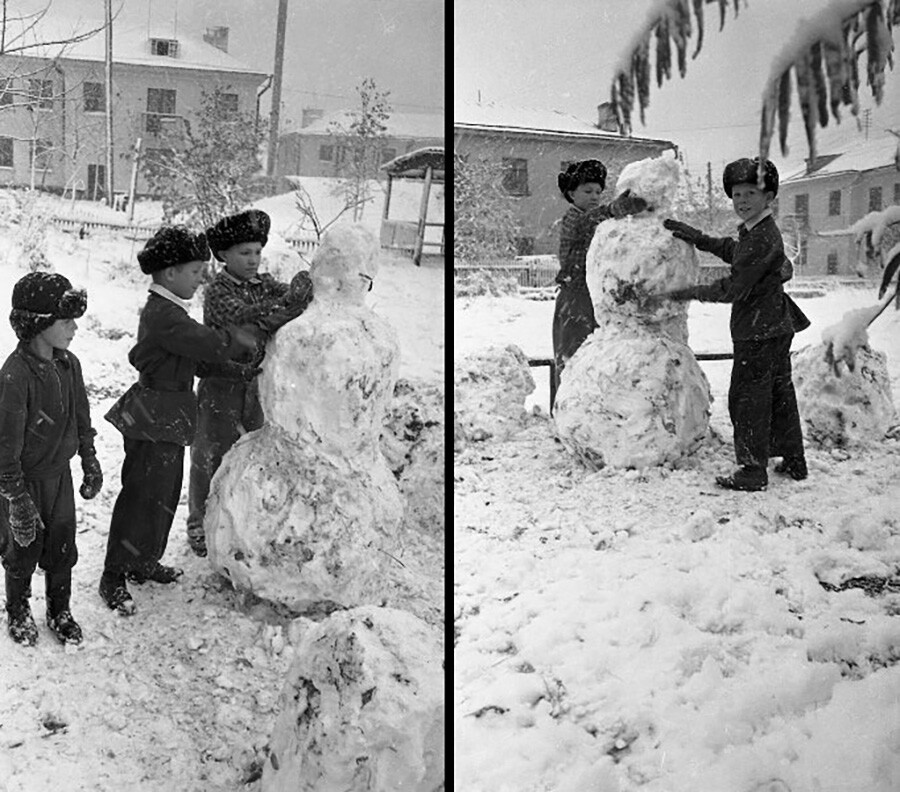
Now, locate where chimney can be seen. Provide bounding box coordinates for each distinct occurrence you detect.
[203,26,229,52]
[301,107,324,128]
[596,102,619,132]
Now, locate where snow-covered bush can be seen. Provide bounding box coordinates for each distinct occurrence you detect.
[455,267,519,298]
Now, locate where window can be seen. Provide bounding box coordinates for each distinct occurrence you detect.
[28,79,53,109]
[216,92,239,116]
[828,190,841,216]
[146,88,176,115]
[502,157,529,195]
[799,239,808,270]
[514,236,535,256]
[319,144,334,162]
[894,183,900,205]
[0,137,13,168]
[869,186,882,212]
[827,252,839,275]
[30,139,53,170]
[0,78,12,106]
[150,38,179,57]
[83,81,105,113]
[794,193,809,224]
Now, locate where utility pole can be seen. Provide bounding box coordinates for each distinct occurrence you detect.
[706,161,713,226]
[104,0,115,206]
[266,0,288,177]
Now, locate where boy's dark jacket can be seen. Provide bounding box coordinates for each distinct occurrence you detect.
[0,344,96,499]
[676,214,810,340]
[105,292,247,445]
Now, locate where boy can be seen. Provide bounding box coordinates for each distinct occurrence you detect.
[100,226,258,615]
[661,156,810,492]
[186,209,312,556]
[0,272,101,646]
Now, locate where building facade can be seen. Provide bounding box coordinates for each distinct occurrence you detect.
[454,102,676,256]
[0,19,267,199]
[777,131,900,277]
[275,110,445,179]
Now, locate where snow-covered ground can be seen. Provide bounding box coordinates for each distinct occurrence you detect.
[455,285,900,791]
[0,186,444,791]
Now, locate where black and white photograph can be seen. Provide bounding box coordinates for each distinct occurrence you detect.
[454,1,900,789]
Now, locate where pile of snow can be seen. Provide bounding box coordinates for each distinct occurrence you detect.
[262,607,444,792]
[454,344,535,442]
[555,154,711,469]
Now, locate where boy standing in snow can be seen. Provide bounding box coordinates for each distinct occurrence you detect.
[100,227,258,615]
[660,157,810,491]
[185,209,312,557]
[553,160,649,397]
[0,273,101,646]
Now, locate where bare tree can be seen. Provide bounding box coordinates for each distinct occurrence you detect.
[609,0,899,166]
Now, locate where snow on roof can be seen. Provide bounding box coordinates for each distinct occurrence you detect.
[454,100,674,146]
[8,14,266,77]
[782,126,900,182]
[382,147,445,176]
[297,110,445,139]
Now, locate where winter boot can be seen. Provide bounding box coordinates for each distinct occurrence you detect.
[5,574,38,646]
[98,571,136,616]
[774,456,808,481]
[45,570,83,645]
[715,466,768,492]
[126,562,184,585]
[186,525,207,558]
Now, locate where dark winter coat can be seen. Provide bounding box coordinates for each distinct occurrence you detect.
[0,344,96,499]
[105,290,247,445]
[674,213,810,341]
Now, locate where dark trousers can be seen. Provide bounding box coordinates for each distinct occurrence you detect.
[552,283,597,392]
[187,378,263,536]
[729,334,805,470]
[1,469,78,578]
[103,438,184,574]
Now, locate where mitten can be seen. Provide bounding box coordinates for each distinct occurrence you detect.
[8,493,42,547]
[663,218,704,245]
[80,454,103,500]
[611,189,650,217]
[661,288,694,302]
[240,364,263,382]
[290,270,313,305]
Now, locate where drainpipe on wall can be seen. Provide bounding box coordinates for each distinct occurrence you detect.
[52,60,66,189]
[256,75,273,136]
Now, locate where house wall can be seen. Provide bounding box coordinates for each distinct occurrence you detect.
[0,55,264,197]
[778,167,900,277]
[276,131,445,179]
[453,128,675,255]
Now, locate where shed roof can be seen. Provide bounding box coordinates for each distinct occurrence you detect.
[382,147,444,179]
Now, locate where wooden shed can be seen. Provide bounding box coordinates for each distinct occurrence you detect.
[380,146,444,265]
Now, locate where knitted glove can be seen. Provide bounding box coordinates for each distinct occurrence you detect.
[80,454,103,500]
[290,270,313,305]
[611,189,650,218]
[663,218,705,245]
[8,493,43,547]
[661,288,694,302]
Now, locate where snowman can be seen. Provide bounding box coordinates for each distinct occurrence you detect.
[553,153,712,469]
[204,224,407,614]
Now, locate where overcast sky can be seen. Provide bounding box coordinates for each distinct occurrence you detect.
[24,0,444,126]
[455,0,900,176]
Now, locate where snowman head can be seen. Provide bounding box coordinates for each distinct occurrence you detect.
[615,151,681,216]
[310,224,380,303]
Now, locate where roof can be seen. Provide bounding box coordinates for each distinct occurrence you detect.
[382,146,444,178]
[294,110,445,139]
[7,14,266,77]
[454,100,675,147]
[782,126,900,182]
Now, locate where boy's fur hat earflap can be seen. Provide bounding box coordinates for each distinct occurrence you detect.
[9,272,87,341]
[558,160,608,203]
[138,226,210,274]
[205,209,270,262]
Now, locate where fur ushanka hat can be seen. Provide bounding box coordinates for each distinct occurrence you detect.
[10,272,87,342]
[558,159,608,203]
[722,157,779,198]
[137,226,210,274]
[205,209,270,262]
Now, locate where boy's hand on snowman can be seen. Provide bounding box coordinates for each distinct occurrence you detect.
[612,189,650,217]
[8,493,43,547]
[79,454,103,499]
[663,219,703,245]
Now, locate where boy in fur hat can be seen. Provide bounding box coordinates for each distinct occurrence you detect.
[660,157,810,492]
[0,272,101,646]
[553,159,650,402]
[186,209,312,557]
[100,226,258,615]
